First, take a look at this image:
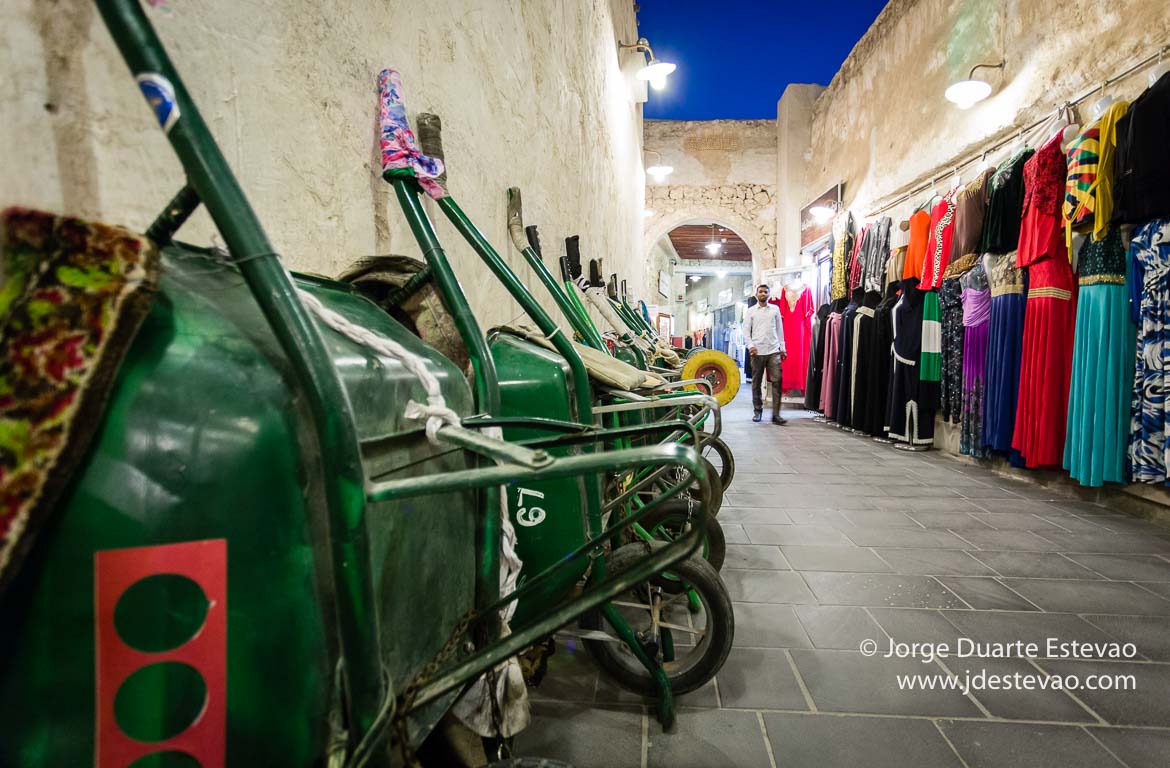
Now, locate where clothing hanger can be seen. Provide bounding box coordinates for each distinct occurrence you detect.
[1059,102,1081,146]
[1150,48,1169,88]
[975,151,991,173]
[1090,83,1115,120]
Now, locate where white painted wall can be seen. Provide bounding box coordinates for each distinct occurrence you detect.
[0,0,648,328]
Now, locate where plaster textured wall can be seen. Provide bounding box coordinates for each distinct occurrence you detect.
[642,119,778,283]
[776,0,1170,253]
[775,84,824,264]
[1,0,647,328]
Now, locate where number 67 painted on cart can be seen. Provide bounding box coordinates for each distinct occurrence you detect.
[515,487,547,527]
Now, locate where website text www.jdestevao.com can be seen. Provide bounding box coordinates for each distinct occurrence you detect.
[895,669,1137,697]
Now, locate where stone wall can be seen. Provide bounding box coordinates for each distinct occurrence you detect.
[642,119,778,286]
[0,0,647,329]
[776,0,1170,253]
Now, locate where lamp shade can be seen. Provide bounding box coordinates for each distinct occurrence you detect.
[945,78,993,109]
[637,60,676,86]
[646,164,673,180]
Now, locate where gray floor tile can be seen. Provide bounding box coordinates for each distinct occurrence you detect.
[970,499,1077,515]
[938,720,1122,768]
[1034,659,1170,726]
[762,713,963,768]
[952,529,1061,551]
[941,610,1119,655]
[1082,615,1170,662]
[595,675,719,708]
[789,649,981,716]
[716,647,811,710]
[1089,727,1170,767]
[784,509,855,527]
[529,642,598,702]
[802,571,967,608]
[1002,578,1170,615]
[1138,581,1170,600]
[721,522,749,544]
[781,545,892,573]
[866,497,984,513]
[646,708,771,768]
[1065,554,1170,582]
[722,569,817,604]
[516,702,643,768]
[968,550,1101,579]
[956,485,1027,499]
[1038,514,1116,532]
[732,602,813,648]
[794,605,887,650]
[718,506,792,525]
[868,608,965,645]
[949,656,1095,722]
[843,527,972,549]
[841,509,921,527]
[744,524,852,546]
[1036,532,1170,555]
[1072,515,1170,534]
[935,577,1039,611]
[723,544,790,570]
[875,547,997,576]
[905,510,994,529]
[969,511,1066,531]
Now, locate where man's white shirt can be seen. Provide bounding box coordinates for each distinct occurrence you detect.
[743,301,785,357]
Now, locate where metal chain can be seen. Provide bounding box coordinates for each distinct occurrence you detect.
[390,609,478,767]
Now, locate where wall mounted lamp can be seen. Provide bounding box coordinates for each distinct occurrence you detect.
[620,37,676,91]
[808,200,840,223]
[945,60,1005,109]
[644,149,673,182]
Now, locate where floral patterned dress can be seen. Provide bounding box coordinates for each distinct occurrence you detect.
[939,278,965,423]
[1130,219,1170,482]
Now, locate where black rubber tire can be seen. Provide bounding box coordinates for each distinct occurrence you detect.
[639,500,726,573]
[582,542,734,697]
[685,456,724,516]
[701,436,735,492]
[487,760,574,768]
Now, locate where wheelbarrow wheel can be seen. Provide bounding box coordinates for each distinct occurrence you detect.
[701,436,735,491]
[680,349,741,407]
[642,456,723,517]
[582,542,734,696]
[639,500,726,574]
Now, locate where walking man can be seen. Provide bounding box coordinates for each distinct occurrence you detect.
[743,284,787,424]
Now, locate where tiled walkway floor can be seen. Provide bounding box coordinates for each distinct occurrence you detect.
[514,390,1170,767]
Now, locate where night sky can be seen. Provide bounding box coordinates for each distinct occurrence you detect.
[638,0,889,120]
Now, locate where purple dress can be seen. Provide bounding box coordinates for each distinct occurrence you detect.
[960,260,991,457]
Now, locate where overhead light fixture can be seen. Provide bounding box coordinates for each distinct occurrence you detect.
[620,38,676,91]
[704,224,722,255]
[643,208,655,218]
[945,60,1005,109]
[809,201,839,223]
[644,149,673,182]
[717,270,728,278]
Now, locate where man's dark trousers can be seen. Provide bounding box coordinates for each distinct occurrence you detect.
[749,352,782,416]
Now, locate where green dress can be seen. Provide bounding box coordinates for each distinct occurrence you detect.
[1063,229,1136,485]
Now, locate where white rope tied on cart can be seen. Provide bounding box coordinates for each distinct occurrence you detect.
[296,288,461,442]
[294,287,522,615]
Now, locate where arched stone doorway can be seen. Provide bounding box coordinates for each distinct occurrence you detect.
[643,205,773,291]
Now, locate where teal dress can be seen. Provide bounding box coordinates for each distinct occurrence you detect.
[1064,229,1136,485]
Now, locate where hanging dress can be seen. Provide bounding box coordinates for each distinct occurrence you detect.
[1013,132,1076,469]
[983,252,1027,452]
[866,281,900,437]
[1129,219,1170,483]
[904,210,931,280]
[938,278,965,424]
[1064,230,1135,486]
[981,148,1035,254]
[834,290,864,426]
[805,303,831,410]
[887,278,933,445]
[960,261,991,458]
[850,290,883,431]
[820,304,845,417]
[780,284,814,390]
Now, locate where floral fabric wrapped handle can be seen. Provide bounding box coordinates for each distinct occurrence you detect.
[378,69,447,200]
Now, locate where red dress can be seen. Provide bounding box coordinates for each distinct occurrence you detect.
[921,190,957,289]
[1013,131,1076,468]
[779,284,814,390]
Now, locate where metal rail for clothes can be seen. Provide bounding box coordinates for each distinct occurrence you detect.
[863,44,1170,220]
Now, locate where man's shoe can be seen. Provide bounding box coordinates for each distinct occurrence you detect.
[752,411,763,422]
[772,415,788,425]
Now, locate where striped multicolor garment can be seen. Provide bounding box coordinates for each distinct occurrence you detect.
[1063,124,1100,250]
[920,290,942,382]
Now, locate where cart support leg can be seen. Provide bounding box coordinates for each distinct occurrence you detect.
[600,604,676,731]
